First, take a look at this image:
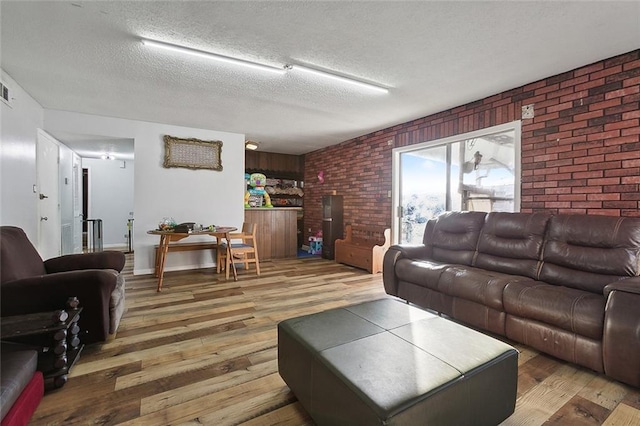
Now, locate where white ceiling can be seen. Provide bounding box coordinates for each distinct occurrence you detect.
[2,1,639,157]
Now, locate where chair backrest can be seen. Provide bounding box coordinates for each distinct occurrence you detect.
[240,223,257,246]
[0,226,47,283]
[241,222,256,235]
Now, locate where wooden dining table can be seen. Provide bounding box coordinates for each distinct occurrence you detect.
[147,227,237,291]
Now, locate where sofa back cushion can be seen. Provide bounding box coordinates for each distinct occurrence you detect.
[475,212,551,279]
[423,211,487,266]
[0,226,46,283]
[540,215,640,293]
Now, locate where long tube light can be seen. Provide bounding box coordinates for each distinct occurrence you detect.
[142,38,389,93]
[287,64,389,94]
[141,39,285,75]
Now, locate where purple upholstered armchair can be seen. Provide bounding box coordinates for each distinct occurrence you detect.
[0,226,126,344]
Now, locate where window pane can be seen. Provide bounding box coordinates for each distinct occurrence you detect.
[396,126,517,244]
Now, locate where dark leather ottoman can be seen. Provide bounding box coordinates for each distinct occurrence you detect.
[278,299,518,425]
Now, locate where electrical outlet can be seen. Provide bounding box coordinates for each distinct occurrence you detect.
[522,104,535,119]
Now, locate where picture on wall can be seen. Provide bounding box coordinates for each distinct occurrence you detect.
[163,135,223,171]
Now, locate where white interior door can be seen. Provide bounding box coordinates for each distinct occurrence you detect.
[37,129,61,259]
[72,153,83,253]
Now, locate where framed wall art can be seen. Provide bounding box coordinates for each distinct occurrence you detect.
[163,135,223,171]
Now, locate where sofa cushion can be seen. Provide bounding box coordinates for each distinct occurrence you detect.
[503,281,605,340]
[475,212,551,279]
[109,272,126,334]
[394,259,450,291]
[424,211,487,266]
[438,266,535,311]
[1,346,38,421]
[0,227,46,283]
[540,215,640,293]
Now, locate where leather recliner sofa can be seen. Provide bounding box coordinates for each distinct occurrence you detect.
[0,226,126,344]
[383,211,640,388]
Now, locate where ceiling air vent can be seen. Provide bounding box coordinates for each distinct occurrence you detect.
[0,81,12,107]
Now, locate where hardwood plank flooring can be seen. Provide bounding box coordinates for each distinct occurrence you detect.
[31,254,640,425]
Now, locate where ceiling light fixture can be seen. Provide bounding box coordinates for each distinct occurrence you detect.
[285,64,389,94]
[141,39,285,75]
[245,141,259,150]
[101,153,116,160]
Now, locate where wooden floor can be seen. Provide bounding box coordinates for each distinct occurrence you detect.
[31,254,640,425]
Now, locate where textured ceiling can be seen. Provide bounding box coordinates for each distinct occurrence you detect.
[1,1,639,156]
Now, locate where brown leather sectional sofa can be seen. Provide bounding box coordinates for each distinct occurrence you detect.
[383,211,640,388]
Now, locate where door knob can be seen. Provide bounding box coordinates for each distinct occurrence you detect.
[39,193,48,200]
[41,216,48,221]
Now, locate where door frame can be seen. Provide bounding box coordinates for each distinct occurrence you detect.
[391,121,521,245]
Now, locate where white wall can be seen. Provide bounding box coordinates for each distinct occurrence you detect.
[83,157,134,248]
[0,71,44,242]
[43,109,245,275]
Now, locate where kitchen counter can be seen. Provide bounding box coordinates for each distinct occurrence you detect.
[245,208,302,259]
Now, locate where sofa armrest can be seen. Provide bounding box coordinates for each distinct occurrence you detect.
[383,245,431,296]
[44,251,125,274]
[603,276,640,298]
[603,283,640,387]
[1,269,119,344]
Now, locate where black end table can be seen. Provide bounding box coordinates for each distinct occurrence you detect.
[1,302,84,389]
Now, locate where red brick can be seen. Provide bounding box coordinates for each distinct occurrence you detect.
[605,86,640,99]
[589,161,622,171]
[621,127,640,136]
[572,186,604,194]
[606,167,639,177]
[544,201,572,208]
[603,184,638,193]
[604,135,640,146]
[588,209,621,216]
[533,112,560,123]
[623,59,640,71]
[589,98,622,111]
[558,194,586,201]
[623,110,640,120]
[603,201,637,209]
[591,65,623,80]
[587,130,622,141]
[561,75,590,89]
[575,62,604,77]
[587,193,620,201]
[606,119,639,131]
[573,170,603,179]
[572,201,603,209]
[588,177,620,186]
[545,187,572,195]
[574,155,605,165]
[574,110,604,121]
[606,151,640,161]
[560,90,589,103]
[575,78,606,92]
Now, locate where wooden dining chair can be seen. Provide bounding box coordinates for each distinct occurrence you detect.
[216,223,260,279]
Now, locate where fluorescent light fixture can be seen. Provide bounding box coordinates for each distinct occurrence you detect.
[245,141,260,150]
[141,39,285,75]
[287,64,389,94]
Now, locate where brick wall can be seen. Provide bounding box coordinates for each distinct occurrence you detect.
[303,50,640,241]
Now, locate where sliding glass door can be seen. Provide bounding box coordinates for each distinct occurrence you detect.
[392,122,520,244]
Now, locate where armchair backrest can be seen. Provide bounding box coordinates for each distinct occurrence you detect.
[0,226,46,283]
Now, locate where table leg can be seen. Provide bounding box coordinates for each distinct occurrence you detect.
[157,235,171,292]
